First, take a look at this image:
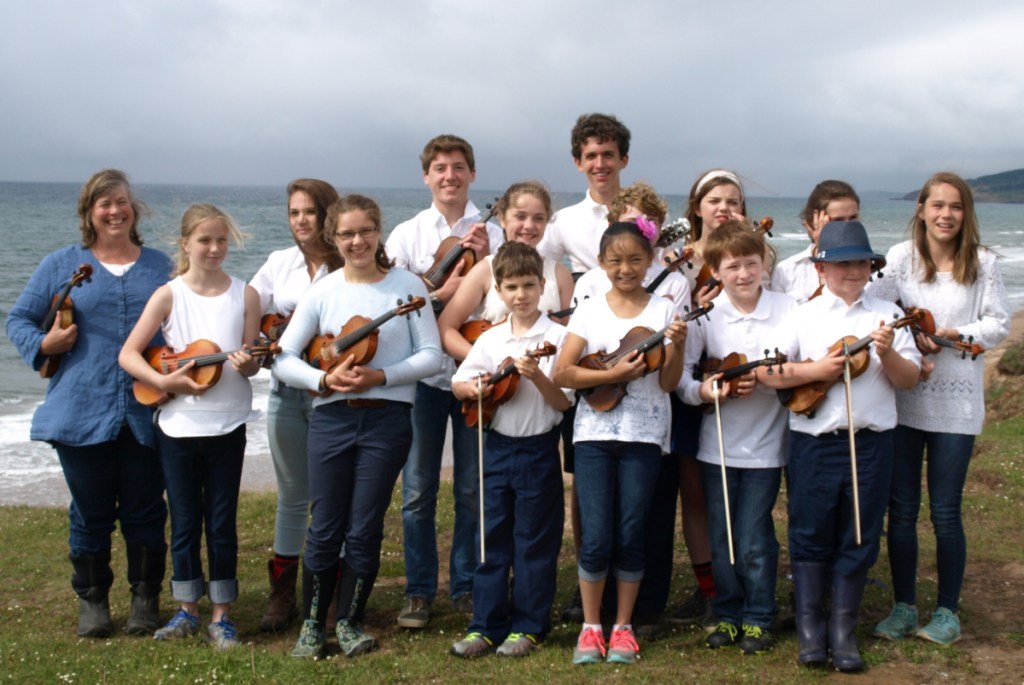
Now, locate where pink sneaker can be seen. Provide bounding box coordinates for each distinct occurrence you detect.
[607,626,640,664]
[572,626,606,665]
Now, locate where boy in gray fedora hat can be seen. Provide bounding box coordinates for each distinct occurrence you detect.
[756,220,920,672]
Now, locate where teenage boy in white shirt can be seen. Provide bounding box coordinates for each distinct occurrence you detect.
[386,134,505,629]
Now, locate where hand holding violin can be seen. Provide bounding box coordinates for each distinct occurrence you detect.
[322,354,387,395]
[157,360,212,397]
[870,319,897,359]
[40,315,78,356]
[228,346,260,378]
[700,370,755,402]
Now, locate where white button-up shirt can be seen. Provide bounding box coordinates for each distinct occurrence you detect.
[537,191,608,274]
[250,245,330,318]
[770,244,821,303]
[769,287,921,436]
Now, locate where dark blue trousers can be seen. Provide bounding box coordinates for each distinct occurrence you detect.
[788,429,893,577]
[469,428,563,642]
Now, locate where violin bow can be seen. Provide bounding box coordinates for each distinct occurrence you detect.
[712,379,736,565]
[841,340,862,545]
[476,372,486,564]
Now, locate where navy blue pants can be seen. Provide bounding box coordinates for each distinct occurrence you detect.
[788,429,893,577]
[305,401,412,578]
[470,428,563,642]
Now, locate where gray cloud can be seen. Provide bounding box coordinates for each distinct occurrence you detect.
[2,0,1022,196]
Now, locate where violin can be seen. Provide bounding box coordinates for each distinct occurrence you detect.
[420,200,499,291]
[461,342,557,428]
[578,303,714,412]
[777,311,921,418]
[260,312,291,342]
[647,246,696,294]
[305,296,425,396]
[702,349,788,389]
[904,306,984,360]
[654,217,691,248]
[133,339,281,406]
[458,315,507,347]
[39,264,93,378]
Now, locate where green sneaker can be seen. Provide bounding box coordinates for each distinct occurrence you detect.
[739,624,774,654]
[496,632,538,657]
[916,607,961,645]
[336,620,376,657]
[705,621,739,649]
[450,631,495,658]
[290,619,325,659]
[874,602,919,641]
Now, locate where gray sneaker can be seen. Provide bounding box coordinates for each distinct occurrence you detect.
[397,596,430,628]
[451,632,495,658]
[207,618,240,650]
[336,620,376,657]
[153,609,200,641]
[496,632,537,657]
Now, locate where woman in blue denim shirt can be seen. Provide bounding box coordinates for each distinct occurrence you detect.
[6,169,172,638]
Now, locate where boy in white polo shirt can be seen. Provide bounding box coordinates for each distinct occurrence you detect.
[448,241,573,658]
[680,221,796,654]
[757,221,920,672]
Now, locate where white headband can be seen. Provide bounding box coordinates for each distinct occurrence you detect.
[695,170,743,198]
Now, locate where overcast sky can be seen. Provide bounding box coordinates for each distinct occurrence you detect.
[2,1,1022,196]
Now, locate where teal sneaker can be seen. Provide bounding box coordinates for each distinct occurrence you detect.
[336,620,376,657]
[874,602,919,641]
[916,607,961,645]
[153,609,200,641]
[290,619,325,659]
[207,618,240,650]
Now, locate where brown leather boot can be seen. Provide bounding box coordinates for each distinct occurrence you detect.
[260,559,298,632]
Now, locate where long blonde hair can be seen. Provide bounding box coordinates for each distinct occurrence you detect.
[173,204,246,277]
[910,172,980,285]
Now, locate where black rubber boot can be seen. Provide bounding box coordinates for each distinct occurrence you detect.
[334,561,377,657]
[830,570,867,672]
[791,561,829,667]
[70,552,115,638]
[126,545,166,635]
[290,563,338,659]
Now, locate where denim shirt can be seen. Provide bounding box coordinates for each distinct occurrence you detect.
[6,244,172,448]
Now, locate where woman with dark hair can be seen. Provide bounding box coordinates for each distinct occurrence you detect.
[6,169,172,637]
[249,179,343,632]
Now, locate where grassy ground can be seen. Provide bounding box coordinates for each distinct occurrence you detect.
[2,377,1023,683]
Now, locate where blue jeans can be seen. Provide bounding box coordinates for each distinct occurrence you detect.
[575,440,661,582]
[55,424,167,556]
[700,461,781,628]
[267,384,315,557]
[304,401,412,577]
[887,426,975,611]
[401,382,478,601]
[788,429,892,577]
[470,428,563,642]
[158,425,245,604]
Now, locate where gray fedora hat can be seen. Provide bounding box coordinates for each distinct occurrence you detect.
[812,221,886,270]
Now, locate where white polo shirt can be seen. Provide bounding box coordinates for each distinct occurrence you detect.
[537,191,608,274]
[769,286,921,436]
[679,289,797,468]
[452,315,572,437]
[385,200,505,390]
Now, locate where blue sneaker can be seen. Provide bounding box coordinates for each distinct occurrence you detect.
[916,607,961,645]
[153,609,199,641]
[874,603,918,640]
[207,618,240,650]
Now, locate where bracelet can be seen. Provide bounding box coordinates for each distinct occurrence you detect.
[430,292,443,313]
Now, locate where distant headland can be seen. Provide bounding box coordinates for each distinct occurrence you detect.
[900,169,1024,203]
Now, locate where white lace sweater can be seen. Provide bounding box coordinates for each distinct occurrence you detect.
[867,241,1010,435]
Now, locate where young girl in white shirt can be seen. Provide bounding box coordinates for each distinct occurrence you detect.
[119,205,261,650]
[554,221,687,666]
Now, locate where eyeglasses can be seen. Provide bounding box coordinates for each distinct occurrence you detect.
[334,227,378,242]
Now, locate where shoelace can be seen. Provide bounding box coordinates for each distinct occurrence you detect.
[462,632,493,646]
[715,622,738,639]
[578,628,606,655]
[169,610,198,629]
[610,628,638,651]
[744,625,764,639]
[213,619,236,639]
[506,632,536,644]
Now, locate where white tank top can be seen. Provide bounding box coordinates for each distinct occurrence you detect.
[476,256,562,323]
[157,275,254,438]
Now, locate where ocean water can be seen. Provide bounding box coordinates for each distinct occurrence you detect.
[2,182,1022,505]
